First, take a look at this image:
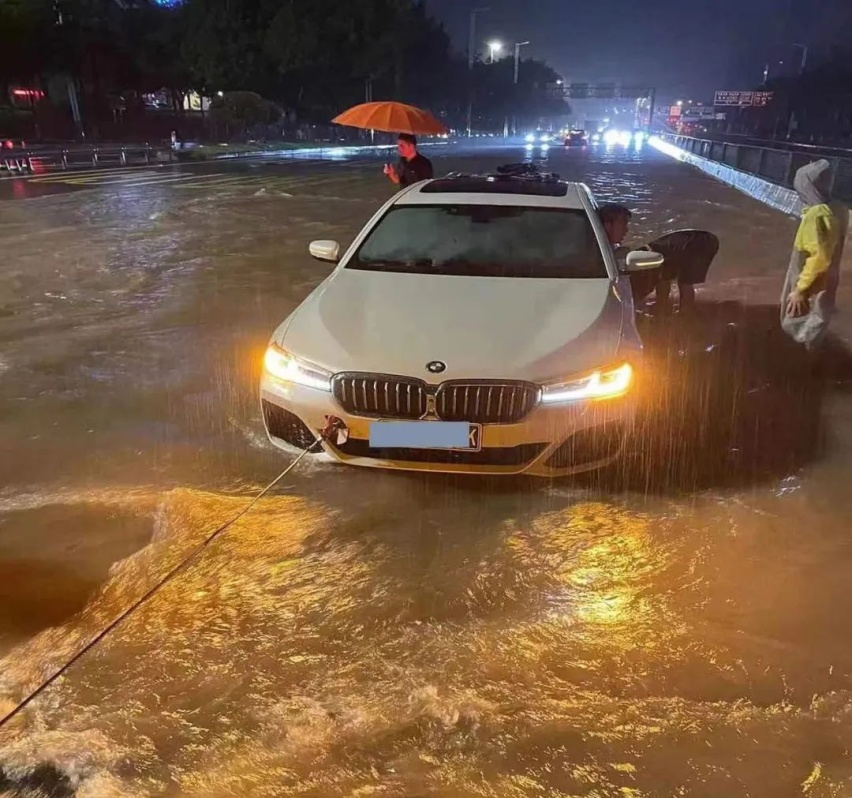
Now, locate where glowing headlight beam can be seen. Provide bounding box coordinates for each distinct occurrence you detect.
[603,129,620,146]
[541,363,633,404]
[263,344,332,392]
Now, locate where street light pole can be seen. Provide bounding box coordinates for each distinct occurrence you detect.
[514,40,530,84]
[467,6,489,137]
[54,0,84,138]
[793,42,808,74]
[511,41,530,137]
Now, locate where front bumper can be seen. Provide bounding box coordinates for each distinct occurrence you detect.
[260,375,635,477]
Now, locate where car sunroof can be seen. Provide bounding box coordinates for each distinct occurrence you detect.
[420,178,570,197]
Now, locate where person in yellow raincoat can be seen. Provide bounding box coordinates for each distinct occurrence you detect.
[781,159,849,351]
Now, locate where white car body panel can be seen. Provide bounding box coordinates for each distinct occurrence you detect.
[281,272,627,383]
[260,176,644,477]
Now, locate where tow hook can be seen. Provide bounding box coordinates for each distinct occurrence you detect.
[320,415,349,447]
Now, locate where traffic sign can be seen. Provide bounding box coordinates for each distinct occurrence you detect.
[681,106,716,120]
[714,90,773,107]
[549,83,655,100]
[714,91,754,107]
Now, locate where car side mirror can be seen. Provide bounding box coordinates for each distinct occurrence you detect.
[623,250,664,273]
[309,240,340,264]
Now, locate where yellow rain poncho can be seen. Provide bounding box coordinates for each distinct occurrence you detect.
[780,159,849,349]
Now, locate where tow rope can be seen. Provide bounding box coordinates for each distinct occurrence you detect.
[0,420,343,732]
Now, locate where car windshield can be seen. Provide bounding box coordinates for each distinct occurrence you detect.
[348,204,607,278]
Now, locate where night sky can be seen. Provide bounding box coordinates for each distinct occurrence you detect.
[426,0,852,103]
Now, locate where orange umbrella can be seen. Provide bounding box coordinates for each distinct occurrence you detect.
[332,101,448,135]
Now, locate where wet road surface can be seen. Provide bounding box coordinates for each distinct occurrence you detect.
[2,142,852,796]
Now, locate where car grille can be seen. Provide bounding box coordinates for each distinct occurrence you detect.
[331,373,539,424]
[436,382,539,424]
[332,374,427,420]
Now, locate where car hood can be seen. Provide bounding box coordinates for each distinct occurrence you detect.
[279,270,627,383]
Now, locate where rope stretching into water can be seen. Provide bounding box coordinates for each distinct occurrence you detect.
[0,429,335,732]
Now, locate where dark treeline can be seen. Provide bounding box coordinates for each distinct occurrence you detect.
[0,0,569,140]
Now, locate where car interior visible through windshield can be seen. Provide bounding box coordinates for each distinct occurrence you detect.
[348,204,608,278]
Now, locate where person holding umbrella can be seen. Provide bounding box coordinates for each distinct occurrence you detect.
[331,101,445,190]
[383,133,433,188]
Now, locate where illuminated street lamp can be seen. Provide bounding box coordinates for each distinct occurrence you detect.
[488,41,503,63]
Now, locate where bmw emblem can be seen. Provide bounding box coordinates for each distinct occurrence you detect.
[426,360,447,374]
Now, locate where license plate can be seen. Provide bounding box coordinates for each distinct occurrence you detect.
[369,421,482,451]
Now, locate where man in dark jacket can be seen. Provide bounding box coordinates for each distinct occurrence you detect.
[598,203,633,265]
[383,133,433,189]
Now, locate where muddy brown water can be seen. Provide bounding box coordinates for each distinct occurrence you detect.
[1,144,852,796]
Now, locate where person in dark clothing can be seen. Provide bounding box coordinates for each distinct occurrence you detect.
[598,203,698,314]
[599,203,657,305]
[598,203,634,264]
[383,133,433,189]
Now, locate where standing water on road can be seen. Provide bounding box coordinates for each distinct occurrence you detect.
[2,146,852,796]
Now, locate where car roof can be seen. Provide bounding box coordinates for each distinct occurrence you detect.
[395,174,592,209]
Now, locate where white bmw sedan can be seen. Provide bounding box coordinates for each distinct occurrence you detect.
[260,173,662,477]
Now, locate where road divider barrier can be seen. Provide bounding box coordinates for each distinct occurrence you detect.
[654,134,852,215]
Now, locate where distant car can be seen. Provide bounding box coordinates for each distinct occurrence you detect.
[525,131,553,144]
[260,170,665,477]
[565,130,588,147]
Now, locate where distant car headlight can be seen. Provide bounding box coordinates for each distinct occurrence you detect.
[540,134,552,143]
[263,343,332,392]
[603,129,620,146]
[525,133,536,143]
[541,363,633,404]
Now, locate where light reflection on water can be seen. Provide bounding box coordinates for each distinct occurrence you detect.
[2,145,852,795]
[2,484,852,795]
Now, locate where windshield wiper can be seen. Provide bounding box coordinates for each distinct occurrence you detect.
[356,258,434,270]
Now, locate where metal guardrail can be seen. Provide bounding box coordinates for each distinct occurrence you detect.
[0,144,172,175]
[678,132,852,159]
[664,134,852,204]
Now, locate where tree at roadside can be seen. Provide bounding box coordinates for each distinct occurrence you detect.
[1,0,574,139]
[472,55,571,133]
[210,90,283,140]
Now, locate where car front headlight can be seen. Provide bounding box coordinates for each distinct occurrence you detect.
[525,133,536,143]
[541,363,633,404]
[263,343,332,392]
